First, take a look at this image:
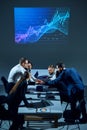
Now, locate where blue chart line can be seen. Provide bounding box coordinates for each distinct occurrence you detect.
[15,8,70,44]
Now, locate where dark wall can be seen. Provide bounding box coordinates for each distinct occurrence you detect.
[0,0,87,84]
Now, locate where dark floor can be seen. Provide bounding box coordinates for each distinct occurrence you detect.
[0,85,87,130]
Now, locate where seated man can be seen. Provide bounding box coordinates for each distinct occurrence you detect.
[47,64,56,80]
[33,65,56,92]
[35,64,56,81]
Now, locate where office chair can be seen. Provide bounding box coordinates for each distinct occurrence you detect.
[0,78,11,129]
[1,76,8,94]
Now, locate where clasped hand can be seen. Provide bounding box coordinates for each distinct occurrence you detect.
[35,79,45,84]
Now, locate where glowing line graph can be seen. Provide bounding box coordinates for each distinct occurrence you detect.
[15,10,70,43]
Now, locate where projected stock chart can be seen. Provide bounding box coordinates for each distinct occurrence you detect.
[14,8,70,44]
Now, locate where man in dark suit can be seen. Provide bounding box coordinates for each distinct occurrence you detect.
[38,62,87,122]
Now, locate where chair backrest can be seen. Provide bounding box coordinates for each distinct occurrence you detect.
[1,76,8,94]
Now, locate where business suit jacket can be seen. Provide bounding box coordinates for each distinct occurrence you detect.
[45,68,85,96]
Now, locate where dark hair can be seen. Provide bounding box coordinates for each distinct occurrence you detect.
[19,57,27,65]
[56,62,65,68]
[28,60,33,66]
[48,64,55,68]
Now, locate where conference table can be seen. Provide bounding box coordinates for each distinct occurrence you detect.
[18,88,63,127]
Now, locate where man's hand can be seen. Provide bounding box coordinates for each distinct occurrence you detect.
[35,79,45,84]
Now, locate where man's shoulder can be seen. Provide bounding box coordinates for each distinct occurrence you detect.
[9,64,24,73]
[66,68,78,76]
[66,67,76,71]
[11,64,19,70]
[64,68,76,74]
[14,64,24,70]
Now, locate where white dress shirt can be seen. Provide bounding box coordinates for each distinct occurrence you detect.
[8,64,26,83]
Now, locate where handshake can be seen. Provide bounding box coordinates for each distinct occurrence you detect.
[35,79,45,85]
